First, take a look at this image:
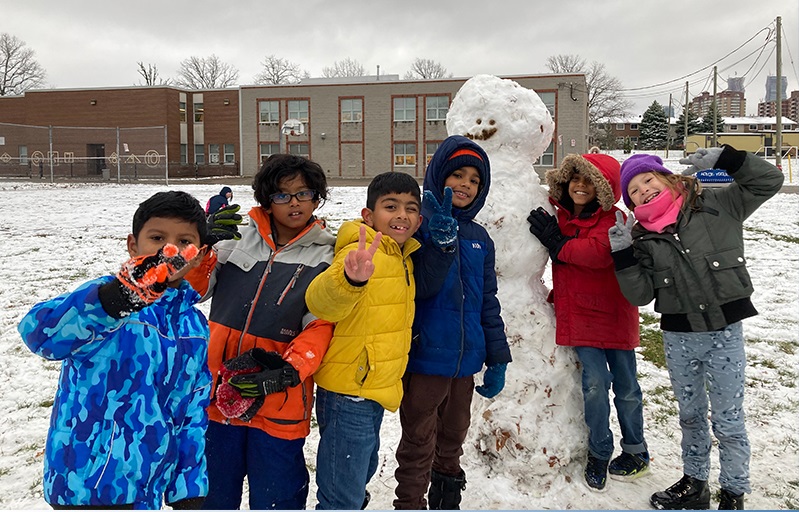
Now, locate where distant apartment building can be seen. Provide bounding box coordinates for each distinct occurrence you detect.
[690,90,746,118]
[764,75,788,103]
[757,90,799,122]
[0,73,588,179]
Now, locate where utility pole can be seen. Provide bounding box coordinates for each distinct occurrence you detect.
[775,15,783,168]
[684,81,689,156]
[712,66,718,147]
[666,93,672,158]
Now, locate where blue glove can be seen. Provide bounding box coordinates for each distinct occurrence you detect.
[475,363,507,398]
[424,188,457,250]
[679,147,723,175]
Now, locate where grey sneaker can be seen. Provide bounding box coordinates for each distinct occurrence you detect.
[608,451,650,481]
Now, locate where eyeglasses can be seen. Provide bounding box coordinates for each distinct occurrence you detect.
[269,189,317,204]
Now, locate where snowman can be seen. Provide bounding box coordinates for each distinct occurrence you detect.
[446,75,588,495]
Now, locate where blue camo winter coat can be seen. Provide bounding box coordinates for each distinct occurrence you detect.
[18,277,211,509]
[408,135,510,378]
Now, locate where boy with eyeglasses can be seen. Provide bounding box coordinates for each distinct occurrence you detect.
[186,153,336,510]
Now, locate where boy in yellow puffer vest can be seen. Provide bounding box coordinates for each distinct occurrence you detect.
[306,172,422,510]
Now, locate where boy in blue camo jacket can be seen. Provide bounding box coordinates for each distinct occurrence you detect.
[18,191,213,510]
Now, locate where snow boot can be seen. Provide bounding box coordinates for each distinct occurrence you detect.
[584,455,609,491]
[608,451,650,481]
[650,474,710,510]
[718,489,744,510]
[428,469,466,510]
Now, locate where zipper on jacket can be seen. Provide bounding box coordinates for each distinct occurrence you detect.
[454,242,466,377]
[276,264,305,305]
[403,260,410,286]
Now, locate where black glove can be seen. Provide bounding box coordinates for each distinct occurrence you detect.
[228,348,301,397]
[99,244,198,318]
[527,207,570,262]
[206,204,243,246]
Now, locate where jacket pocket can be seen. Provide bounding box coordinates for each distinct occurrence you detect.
[705,248,753,301]
[226,248,259,273]
[354,348,369,386]
[653,268,684,313]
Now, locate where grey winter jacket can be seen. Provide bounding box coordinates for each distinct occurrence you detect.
[613,146,783,332]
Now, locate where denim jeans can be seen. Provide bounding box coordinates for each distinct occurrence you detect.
[663,322,751,495]
[574,347,647,460]
[315,387,384,510]
[202,420,309,510]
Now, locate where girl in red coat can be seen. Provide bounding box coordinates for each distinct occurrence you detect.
[527,153,647,492]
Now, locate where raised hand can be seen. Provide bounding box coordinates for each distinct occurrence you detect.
[679,147,723,175]
[608,210,635,252]
[425,188,457,249]
[206,204,244,246]
[344,224,382,284]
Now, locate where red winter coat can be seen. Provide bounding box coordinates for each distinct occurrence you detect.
[545,154,639,350]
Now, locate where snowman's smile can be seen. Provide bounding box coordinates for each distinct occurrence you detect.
[464,127,497,141]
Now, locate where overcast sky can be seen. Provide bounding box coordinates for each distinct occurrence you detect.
[4,1,797,116]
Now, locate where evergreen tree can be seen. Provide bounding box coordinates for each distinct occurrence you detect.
[699,101,725,133]
[639,101,669,150]
[676,104,702,137]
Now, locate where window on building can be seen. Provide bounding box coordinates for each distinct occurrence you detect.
[764,124,772,130]
[260,143,279,162]
[426,96,449,121]
[630,124,639,130]
[394,97,416,122]
[288,100,309,122]
[342,99,363,123]
[209,144,220,164]
[537,91,556,117]
[224,144,235,163]
[194,103,204,123]
[631,137,639,144]
[180,144,188,164]
[259,101,279,124]
[749,124,757,130]
[288,143,310,157]
[729,125,738,131]
[19,145,28,165]
[394,143,416,166]
[179,102,187,122]
[194,144,205,164]
[425,142,440,165]
[616,123,625,130]
[535,141,554,167]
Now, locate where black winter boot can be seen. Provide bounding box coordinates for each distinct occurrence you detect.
[428,469,466,510]
[718,489,744,510]
[650,474,711,510]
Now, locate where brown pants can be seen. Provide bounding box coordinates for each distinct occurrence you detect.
[393,372,474,510]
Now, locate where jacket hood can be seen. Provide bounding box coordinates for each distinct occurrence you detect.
[422,135,491,222]
[545,153,621,211]
[220,186,232,195]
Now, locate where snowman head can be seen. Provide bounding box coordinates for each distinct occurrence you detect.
[446,74,555,161]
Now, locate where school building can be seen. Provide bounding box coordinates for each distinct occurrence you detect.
[0,73,588,180]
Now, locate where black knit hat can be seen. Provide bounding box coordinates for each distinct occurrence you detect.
[441,148,487,185]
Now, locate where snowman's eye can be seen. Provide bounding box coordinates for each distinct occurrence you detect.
[489,119,496,125]
[476,118,482,124]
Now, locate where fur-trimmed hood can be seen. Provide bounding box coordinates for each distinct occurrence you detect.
[545,153,621,211]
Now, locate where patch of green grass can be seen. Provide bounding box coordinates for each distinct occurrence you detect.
[744,226,799,244]
[750,357,778,370]
[778,341,797,355]
[639,312,660,326]
[639,327,666,369]
[39,399,54,408]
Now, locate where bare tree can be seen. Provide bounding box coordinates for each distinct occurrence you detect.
[174,54,239,89]
[403,58,452,80]
[322,57,367,78]
[136,62,171,86]
[254,55,309,85]
[0,33,46,96]
[545,54,631,142]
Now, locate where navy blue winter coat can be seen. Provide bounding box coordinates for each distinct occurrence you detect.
[206,187,231,215]
[408,135,510,378]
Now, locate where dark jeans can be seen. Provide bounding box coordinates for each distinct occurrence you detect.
[393,373,474,510]
[202,421,309,510]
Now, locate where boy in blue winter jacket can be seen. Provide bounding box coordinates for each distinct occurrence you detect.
[18,190,212,510]
[393,135,511,510]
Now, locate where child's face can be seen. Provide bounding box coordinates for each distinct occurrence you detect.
[127,217,203,284]
[266,175,319,243]
[444,166,481,209]
[627,172,667,207]
[568,173,597,208]
[361,192,421,246]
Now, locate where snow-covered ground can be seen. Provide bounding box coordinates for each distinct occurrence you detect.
[0,152,796,510]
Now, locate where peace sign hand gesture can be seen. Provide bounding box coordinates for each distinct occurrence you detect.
[344,224,383,283]
[425,188,457,249]
[608,210,636,252]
